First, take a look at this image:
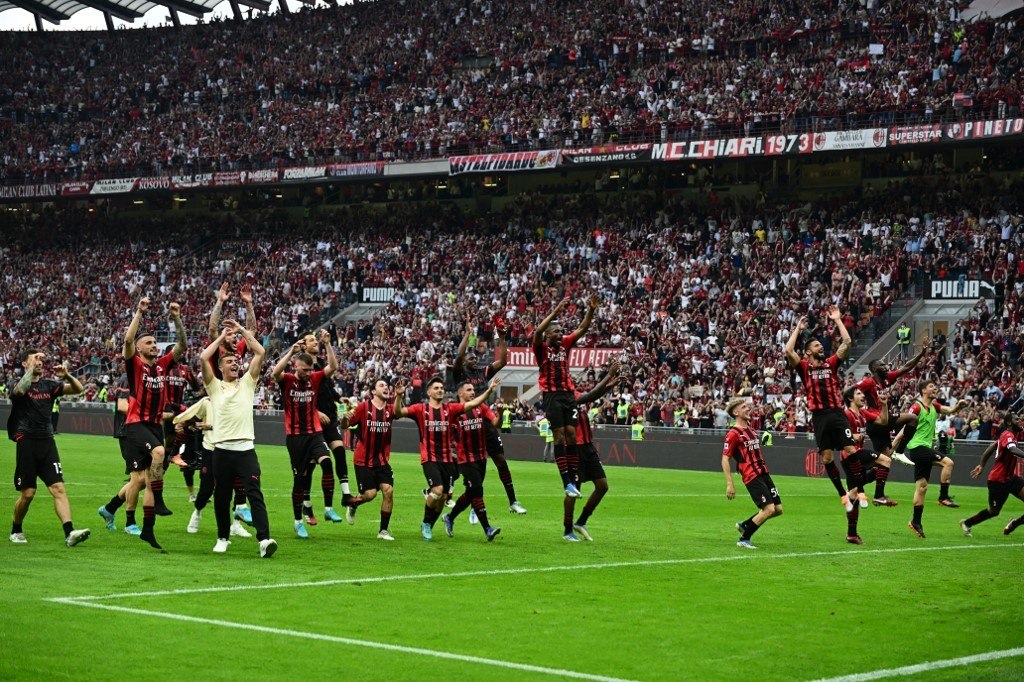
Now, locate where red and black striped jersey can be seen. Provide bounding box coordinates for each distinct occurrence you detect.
[126,353,176,425]
[844,407,881,447]
[533,334,577,393]
[795,354,843,411]
[405,402,464,464]
[990,429,1021,484]
[164,363,196,409]
[278,371,325,436]
[854,370,900,410]
[349,400,395,467]
[450,403,496,464]
[723,426,769,485]
[575,397,593,445]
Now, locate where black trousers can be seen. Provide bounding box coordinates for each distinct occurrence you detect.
[195,447,215,511]
[213,447,270,541]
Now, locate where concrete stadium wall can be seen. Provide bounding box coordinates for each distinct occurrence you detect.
[3,404,1002,488]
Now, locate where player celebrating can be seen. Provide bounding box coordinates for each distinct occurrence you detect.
[340,379,397,540]
[960,412,1024,536]
[453,317,527,515]
[98,377,146,536]
[8,350,90,547]
[901,380,969,538]
[199,321,277,557]
[162,355,201,482]
[395,375,500,541]
[272,330,338,539]
[722,398,782,549]
[533,294,599,499]
[207,283,256,526]
[565,360,621,542]
[118,296,187,549]
[441,380,505,541]
[855,345,930,453]
[784,309,858,511]
[841,387,897,544]
[299,331,352,524]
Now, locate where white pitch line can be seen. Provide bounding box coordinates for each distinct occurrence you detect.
[810,646,1024,681]
[47,598,638,682]
[48,542,1024,602]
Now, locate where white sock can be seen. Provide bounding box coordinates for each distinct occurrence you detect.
[341,482,351,495]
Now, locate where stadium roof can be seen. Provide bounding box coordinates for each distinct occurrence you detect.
[0,0,277,29]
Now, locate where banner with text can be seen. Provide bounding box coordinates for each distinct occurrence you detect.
[449,150,560,175]
[505,346,622,370]
[360,287,397,303]
[559,143,653,165]
[927,277,997,300]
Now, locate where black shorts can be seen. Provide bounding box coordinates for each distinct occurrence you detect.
[422,461,458,492]
[14,437,63,491]
[542,391,578,430]
[322,420,344,445]
[459,459,487,494]
[286,434,330,476]
[124,422,164,461]
[579,443,606,482]
[865,421,893,453]
[484,425,505,458]
[811,409,856,452]
[988,477,1024,511]
[906,446,943,482]
[355,464,394,494]
[745,474,781,509]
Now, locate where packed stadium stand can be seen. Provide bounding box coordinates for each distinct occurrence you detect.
[2,0,1023,183]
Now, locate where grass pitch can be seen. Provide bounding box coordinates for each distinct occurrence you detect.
[1,433,1022,681]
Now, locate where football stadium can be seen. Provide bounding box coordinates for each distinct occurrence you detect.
[2,0,1024,679]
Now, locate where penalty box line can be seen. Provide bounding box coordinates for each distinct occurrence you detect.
[46,598,639,682]
[48,542,1024,602]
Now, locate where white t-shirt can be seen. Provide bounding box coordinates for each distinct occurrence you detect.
[206,372,257,451]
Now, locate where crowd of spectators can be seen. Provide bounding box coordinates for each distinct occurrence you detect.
[1,172,1022,439]
[2,0,1023,183]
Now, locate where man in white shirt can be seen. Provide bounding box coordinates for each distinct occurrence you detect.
[200,320,277,558]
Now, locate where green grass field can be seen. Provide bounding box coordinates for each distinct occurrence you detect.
[1,433,1022,682]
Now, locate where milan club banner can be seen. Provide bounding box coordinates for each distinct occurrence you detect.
[449,150,560,175]
[0,183,60,199]
[927,277,997,300]
[560,143,653,165]
[329,161,385,177]
[811,128,888,152]
[505,346,622,370]
[242,168,281,184]
[888,124,943,145]
[945,117,1024,141]
[90,177,139,195]
[61,182,92,196]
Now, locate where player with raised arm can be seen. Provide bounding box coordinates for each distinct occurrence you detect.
[199,321,277,557]
[8,351,90,547]
[564,360,621,541]
[207,283,255,525]
[298,331,351,524]
[117,296,186,550]
[453,316,526,515]
[961,411,1024,536]
[441,377,505,541]
[841,387,897,544]
[533,294,599,499]
[272,330,338,539]
[784,308,858,512]
[339,379,398,540]
[395,375,499,541]
[901,380,969,538]
[854,343,936,475]
[722,398,782,549]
